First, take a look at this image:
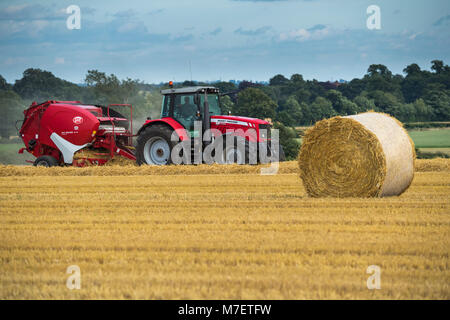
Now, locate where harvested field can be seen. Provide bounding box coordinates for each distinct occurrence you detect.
[0,159,449,299]
[0,158,448,177]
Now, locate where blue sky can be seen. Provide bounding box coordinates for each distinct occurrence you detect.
[0,0,449,84]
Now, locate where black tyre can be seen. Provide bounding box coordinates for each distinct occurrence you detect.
[269,144,286,162]
[222,137,251,165]
[260,143,286,163]
[136,124,177,165]
[33,155,59,167]
[277,144,286,162]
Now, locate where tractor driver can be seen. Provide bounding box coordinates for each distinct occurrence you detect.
[178,96,198,119]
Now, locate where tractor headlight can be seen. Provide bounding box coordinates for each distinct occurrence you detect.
[259,124,271,140]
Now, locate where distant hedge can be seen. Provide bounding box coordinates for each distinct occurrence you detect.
[404,122,450,130]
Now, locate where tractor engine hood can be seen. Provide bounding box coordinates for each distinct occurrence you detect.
[210,115,270,128]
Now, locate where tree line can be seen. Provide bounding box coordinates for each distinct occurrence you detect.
[225,60,450,127]
[1,60,449,159]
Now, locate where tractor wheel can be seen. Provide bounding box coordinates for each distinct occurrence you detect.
[275,144,286,162]
[268,144,286,162]
[136,124,177,165]
[259,143,286,163]
[33,155,59,167]
[223,137,250,165]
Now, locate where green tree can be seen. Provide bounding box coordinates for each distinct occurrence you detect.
[276,96,303,126]
[292,88,311,103]
[310,96,336,122]
[326,90,359,115]
[298,102,314,125]
[367,64,392,77]
[423,86,450,120]
[0,75,11,91]
[305,80,326,102]
[273,122,300,160]
[85,70,121,104]
[290,74,305,85]
[367,90,401,112]
[269,74,290,86]
[259,86,279,103]
[13,68,83,101]
[402,73,426,103]
[214,81,237,94]
[364,64,404,102]
[85,70,140,105]
[353,94,377,112]
[220,95,234,115]
[400,102,417,122]
[338,78,366,100]
[0,90,24,138]
[403,63,421,76]
[235,88,277,120]
[413,98,434,121]
[431,60,444,74]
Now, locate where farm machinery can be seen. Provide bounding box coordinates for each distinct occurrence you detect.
[18,85,285,166]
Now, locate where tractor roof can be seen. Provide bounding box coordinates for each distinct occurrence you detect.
[160,86,219,95]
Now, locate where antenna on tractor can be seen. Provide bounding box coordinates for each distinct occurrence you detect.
[189,60,193,82]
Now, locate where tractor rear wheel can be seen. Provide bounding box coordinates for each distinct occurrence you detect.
[34,155,59,167]
[136,124,176,165]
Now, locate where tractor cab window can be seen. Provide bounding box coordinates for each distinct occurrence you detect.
[200,94,221,116]
[161,95,172,118]
[173,94,199,130]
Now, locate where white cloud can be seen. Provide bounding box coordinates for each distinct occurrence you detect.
[183,45,196,52]
[3,4,28,15]
[279,26,329,41]
[408,32,421,40]
[55,57,65,64]
[117,21,147,34]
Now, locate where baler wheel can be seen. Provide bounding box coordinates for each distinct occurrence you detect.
[33,155,59,167]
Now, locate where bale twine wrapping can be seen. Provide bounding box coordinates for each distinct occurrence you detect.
[298,112,415,197]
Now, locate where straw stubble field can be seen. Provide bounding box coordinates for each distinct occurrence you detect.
[0,160,449,299]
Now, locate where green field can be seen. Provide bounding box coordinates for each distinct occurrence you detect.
[409,129,450,148]
[296,128,450,157]
[0,143,33,165]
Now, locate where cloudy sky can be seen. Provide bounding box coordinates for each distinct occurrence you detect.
[1,0,449,84]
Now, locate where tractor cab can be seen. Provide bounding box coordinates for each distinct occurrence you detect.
[160,86,220,136]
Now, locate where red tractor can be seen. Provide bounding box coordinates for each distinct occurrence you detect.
[18,86,285,166]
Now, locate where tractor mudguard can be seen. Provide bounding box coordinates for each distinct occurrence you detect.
[138,118,189,141]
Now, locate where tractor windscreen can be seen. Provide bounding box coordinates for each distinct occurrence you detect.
[200,94,221,116]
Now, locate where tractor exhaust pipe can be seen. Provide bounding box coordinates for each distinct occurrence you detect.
[203,91,211,144]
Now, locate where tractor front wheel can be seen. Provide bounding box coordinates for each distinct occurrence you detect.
[136,125,176,165]
[273,144,286,162]
[222,137,251,164]
[33,155,59,167]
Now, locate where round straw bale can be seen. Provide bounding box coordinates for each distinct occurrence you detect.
[298,112,415,197]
